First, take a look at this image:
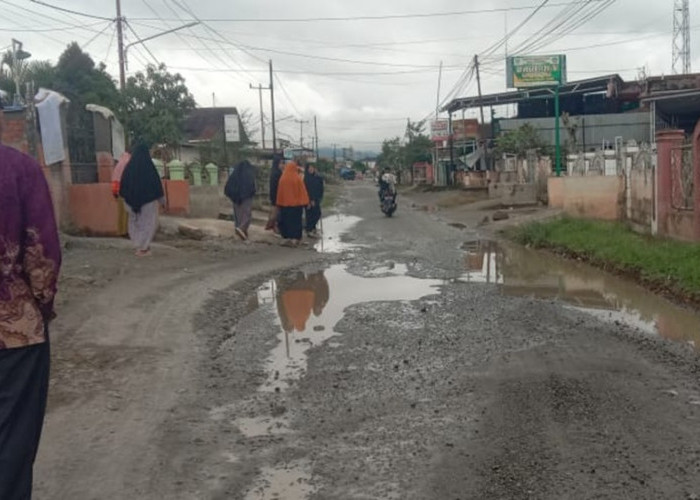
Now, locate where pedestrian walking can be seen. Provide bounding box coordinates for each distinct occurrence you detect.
[0,97,62,500]
[225,160,257,241]
[266,155,283,233]
[119,143,165,257]
[304,163,324,238]
[276,160,310,246]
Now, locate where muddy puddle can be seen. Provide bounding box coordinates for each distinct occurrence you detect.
[314,214,362,253]
[462,240,700,349]
[255,264,442,392]
[244,460,315,500]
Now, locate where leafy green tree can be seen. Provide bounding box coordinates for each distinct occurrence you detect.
[494,124,546,158]
[402,119,433,167]
[123,63,196,149]
[377,137,401,171]
[51,43,121,162]
[352,160,367,173]
[316,157,335,175]
[25,60,57,90]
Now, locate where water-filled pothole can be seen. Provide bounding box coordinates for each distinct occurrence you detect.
[314,214,362,253]
[461,240,700,349]
[256,264,442,392]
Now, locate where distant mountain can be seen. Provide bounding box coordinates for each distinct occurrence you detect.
[317,147,378,160]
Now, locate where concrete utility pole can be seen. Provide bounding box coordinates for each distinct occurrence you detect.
[294,118,310,148]
[269,60,278,154]
[313,115,319,159]
[116,0,126,91]
[249,83,269,149]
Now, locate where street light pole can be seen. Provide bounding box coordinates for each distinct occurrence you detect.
[123,21,199,72]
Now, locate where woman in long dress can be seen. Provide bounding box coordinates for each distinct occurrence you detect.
[224,160,257,241]
[118,143,165,257]
[276,161,310,246]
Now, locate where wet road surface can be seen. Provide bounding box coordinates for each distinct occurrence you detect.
[38,182,700,499]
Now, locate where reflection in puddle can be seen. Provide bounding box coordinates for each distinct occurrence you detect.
[314,214,362,253]
[462,241,700,349]
[244,460,315,500]
[257,265,442,391]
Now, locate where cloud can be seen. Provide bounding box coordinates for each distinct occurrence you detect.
[1,0,681,151]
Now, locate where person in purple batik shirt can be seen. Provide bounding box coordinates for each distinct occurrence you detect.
[0,97,62,499]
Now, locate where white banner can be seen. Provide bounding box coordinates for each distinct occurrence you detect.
[224,114,241,143]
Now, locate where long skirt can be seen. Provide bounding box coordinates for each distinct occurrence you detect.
[0,340,50,500]
[279,206,304,240]
[126,200,159,252]
[233,197,254,235]
[305,203,322,232]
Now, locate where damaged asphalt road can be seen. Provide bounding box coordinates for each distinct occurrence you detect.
[37,183,700,499]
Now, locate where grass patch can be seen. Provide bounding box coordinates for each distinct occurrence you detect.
[510,217,700,300]
[322,184,340,210]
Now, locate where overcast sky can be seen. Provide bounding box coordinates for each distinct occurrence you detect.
[0,0,692,151]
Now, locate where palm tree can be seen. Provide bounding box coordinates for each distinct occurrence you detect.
[0,47,29,105]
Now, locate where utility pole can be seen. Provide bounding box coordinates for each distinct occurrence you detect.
[473,55,485,127]
[294,118,310,148]
[116,0,126,91]
[474,54,488,171]
[435,60,443,119]
[313,115,319,159]
[249,83,269,149]
[269,60,277,154]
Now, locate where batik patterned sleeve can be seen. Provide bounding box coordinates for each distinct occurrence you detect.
[20,159,61,322]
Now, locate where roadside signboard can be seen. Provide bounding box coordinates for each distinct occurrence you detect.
[506,55,567,89]
[430,120,450,142]
[224,113,241,142]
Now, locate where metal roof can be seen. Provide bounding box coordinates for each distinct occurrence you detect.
[441,74,624,114]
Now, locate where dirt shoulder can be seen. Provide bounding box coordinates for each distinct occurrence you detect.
[399,184,561,236]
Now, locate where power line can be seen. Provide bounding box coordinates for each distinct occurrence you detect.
[29,0,113,21]
[127,1,607,23]
[0,20,107,32]
[83,21,117,51]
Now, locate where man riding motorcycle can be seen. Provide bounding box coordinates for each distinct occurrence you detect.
[378,169,397,204]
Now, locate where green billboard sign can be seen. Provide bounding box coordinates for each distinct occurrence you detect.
[506,55,567,89]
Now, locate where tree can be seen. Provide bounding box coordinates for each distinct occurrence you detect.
[52,43,121,162]
[377,137,401,171]
[123,63,196,149]
[316,158,335,175]
[494,124,546,158]
[0,50,28,103]
[403,119,433,167]
[352,160,367,173]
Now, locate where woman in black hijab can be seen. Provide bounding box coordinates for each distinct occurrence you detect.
[225,160,257,240]
[118,143,164,256]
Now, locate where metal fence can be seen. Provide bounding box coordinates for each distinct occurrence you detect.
[71,163,98,184]
[671,143,694,211]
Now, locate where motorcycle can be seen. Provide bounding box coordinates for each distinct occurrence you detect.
[381,190,397,217]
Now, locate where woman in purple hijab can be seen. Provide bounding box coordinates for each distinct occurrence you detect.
[0,97,62,499]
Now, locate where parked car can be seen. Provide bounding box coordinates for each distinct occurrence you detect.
[340,168,356,180]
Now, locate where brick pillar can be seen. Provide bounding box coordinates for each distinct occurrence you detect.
[97,151,114,183]
[693,120,700,240]
[656,129,686,237]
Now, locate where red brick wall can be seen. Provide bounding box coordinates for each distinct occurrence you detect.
[1,110,29,153]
